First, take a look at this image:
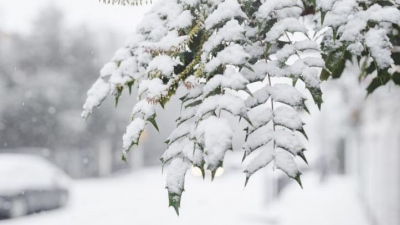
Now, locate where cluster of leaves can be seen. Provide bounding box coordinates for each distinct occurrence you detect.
[317,0,400,94]
[84,0,400,214]
[100,0,154,6]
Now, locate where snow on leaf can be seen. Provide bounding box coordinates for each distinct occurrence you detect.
[247,104,273,134]
[122,118,146,159]
[273,106,303,131]
[275,148,300,178]
[166,122,193,145]
[161,138,193,164]
[109,70,131,92]
[205,44,250,72]
[367,4,400,25]
[182,142,203,166]
[244,145,275,186]
[322,0,357,27]
[274,129,305,155]
[181,84,204,102]
[269,83,306,107]
[243,126,274,156]
[146,55,180,77]
[138,78,168,99]
[294,40,320,51]
[100,62,118,78]
[169,10,194,29]
[301,67,321,88]
[203,19,245,54]
[241,60,269,82]
[365,28,393,69]
[197,93,247,118]
[245,86,271,108]
[265,18,307,42]
[204,0,247,29]
[195,116,233,172]
[81,78,110,118]
[131,100,157,120]
[112,47,132,62]
[290,58,325,80]
[265,61,289,77]
[166,158,189,215]
[203,66,248,96]
[276,44,296,62]
[257,0,299,20]
[318,0,336,11]
[119,57,139,79]
[339,15,367,43]
[176,107,197,125]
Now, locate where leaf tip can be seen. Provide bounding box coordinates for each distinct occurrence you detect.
[294,173,303,189]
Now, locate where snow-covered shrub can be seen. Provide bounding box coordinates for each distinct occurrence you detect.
[84,0,400,214]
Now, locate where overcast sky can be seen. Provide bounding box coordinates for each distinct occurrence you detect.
[0,0,151,35]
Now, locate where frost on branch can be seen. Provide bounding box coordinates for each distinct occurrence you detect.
[80,0,400,214]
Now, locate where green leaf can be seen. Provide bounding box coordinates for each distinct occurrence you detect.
[376,0,394,6]
[179,93,189,102]
[193,159,206,179]
[292,76,299,86]
[392,52,400,65]
[127,80,134,95]
[393,72,400,85]
[293,173,303,189]
[321,48,347,80]
[307,86,323,110]
[184,99,203,108]
[365,61,376,75]
[168,192,182,216]
[332,27,340,41]
[366,69,391,94]
[242,115,253,127]
[297,128,309,140]
[244,174,251,187]
[243,86,254,97]
[297,151,308,164]
[147,115,159,132]
[331,53,347,78]
[303,102,310,114]
[114,86,123,107]
[321,10,327,25]
[242,150,247,162]
[320,68,331,81]
[209,162,223,181]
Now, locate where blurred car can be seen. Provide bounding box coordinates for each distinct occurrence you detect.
[0,154,71,219]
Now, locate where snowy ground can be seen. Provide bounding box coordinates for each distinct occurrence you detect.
[0,168,370,225]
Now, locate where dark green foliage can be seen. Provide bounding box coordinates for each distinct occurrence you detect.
[294,173,303,189]
[168,192,182,216]
[393,72,400,85]
[367,69,392,94]
[321,49,348,81]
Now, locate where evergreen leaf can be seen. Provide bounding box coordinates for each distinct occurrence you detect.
[393,72,400,85]
[366,69,391,94]
[147,115,159,132]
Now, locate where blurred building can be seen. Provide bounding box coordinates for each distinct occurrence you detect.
[346,87,400,225]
